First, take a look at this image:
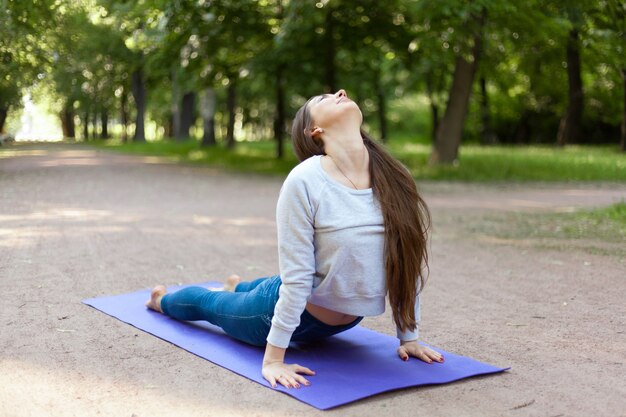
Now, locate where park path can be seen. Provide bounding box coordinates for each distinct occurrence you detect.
[0,142,624,417]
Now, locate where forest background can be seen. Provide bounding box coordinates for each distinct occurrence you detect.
[1,0,625,168]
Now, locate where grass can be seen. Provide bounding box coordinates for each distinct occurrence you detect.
[467,201,626,258]
[83,138,299,177]
[76,136,626,182]
[387,142,626,182]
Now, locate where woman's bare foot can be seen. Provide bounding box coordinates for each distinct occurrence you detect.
[208,274,242,292]
[224,274,242,292]
[145,285,167,313]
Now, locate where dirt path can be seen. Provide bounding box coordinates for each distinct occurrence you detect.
[1,142,624,417]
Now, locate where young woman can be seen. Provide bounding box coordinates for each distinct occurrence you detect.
[146,89,442,390]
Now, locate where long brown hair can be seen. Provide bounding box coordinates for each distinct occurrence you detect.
[291,97,431,333]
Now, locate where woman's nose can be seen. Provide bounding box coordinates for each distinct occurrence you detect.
[335,89,347,99]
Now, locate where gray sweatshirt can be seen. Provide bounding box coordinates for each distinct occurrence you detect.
[266,154,420,349]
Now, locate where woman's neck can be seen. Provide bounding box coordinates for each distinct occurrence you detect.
[321,125,368,172]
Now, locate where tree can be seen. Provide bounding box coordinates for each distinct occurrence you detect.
[98,0,170,142]
[0,0,55,133]
[413,1,490,164]
[409,1,553,163]
[555,4,588,146]
[590,0,626,151]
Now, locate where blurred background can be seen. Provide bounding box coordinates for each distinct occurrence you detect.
[1,0,625,169]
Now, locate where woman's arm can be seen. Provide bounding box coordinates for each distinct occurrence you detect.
[395,291,444,363]
[263,172,317,388]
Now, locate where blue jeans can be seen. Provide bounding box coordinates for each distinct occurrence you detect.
[160,275,363,346]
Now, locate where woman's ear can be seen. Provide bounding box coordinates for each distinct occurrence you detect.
[310,127,324,137]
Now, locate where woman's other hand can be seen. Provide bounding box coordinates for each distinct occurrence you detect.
[262,361,315,389]
[398,340,445,363]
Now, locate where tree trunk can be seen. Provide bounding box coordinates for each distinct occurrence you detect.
[616,68,626,152]
[430,103,439,143]
[513,111,531,144]
[121,89,129,142]
[171,68,181,140]
[164,115,173,139]
[60,103,75,139]
[60,112,69,138]
[425,73,439,143]
[200,88,217,147]
[91,112,98,139]
[178,91,196,140]
[0,107,8,133]
[83,111,89,140]
[226,80,237,149]
[375,75,387,143]
[557,28,584,146]
[67,110,75,139]
[132,69,146,142]
[324,7,336,93]
[479,77,498,145]
[430,37,482,164]
[100,111,109,139]
[274,64,286,158]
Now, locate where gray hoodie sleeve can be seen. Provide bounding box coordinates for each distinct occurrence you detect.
[396,292,421,342]
[266,173,316,348]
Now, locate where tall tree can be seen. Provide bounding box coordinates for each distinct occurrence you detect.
[0,0,55,133]
[590,0,626,151]
[557,6,586,146]
[421,2,487,164]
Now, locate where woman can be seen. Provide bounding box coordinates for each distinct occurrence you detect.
[146,89,443,390]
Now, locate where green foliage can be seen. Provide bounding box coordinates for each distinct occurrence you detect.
[0,0,57,110]
[2,0,626,152]
[46,5,130,115]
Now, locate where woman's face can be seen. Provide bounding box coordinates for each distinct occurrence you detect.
[308,89,362,129]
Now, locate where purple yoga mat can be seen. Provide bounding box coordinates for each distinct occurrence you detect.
[83,282,509,410]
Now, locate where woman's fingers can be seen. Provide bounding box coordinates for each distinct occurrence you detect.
[397,345,410,360]
[398,344,445,363]
[424,347,444,362]
[278,370,315,389]
[294,364,316,375]
[284,375,299,388]
[279,374,304,389]
[417,350,433,363]
[294,373,311,386]
[263,363,316,389]
[276,375,289,388]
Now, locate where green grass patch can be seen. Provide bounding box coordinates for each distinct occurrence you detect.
[85,138,299,177]
[469,201,626,257]
[387,142,626,182]
[79,136,626,182]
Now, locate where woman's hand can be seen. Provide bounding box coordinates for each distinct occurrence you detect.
[262,360,316,389]
[398,340,444,364]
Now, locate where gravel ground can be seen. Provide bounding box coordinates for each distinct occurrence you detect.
[1,142,625,417]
